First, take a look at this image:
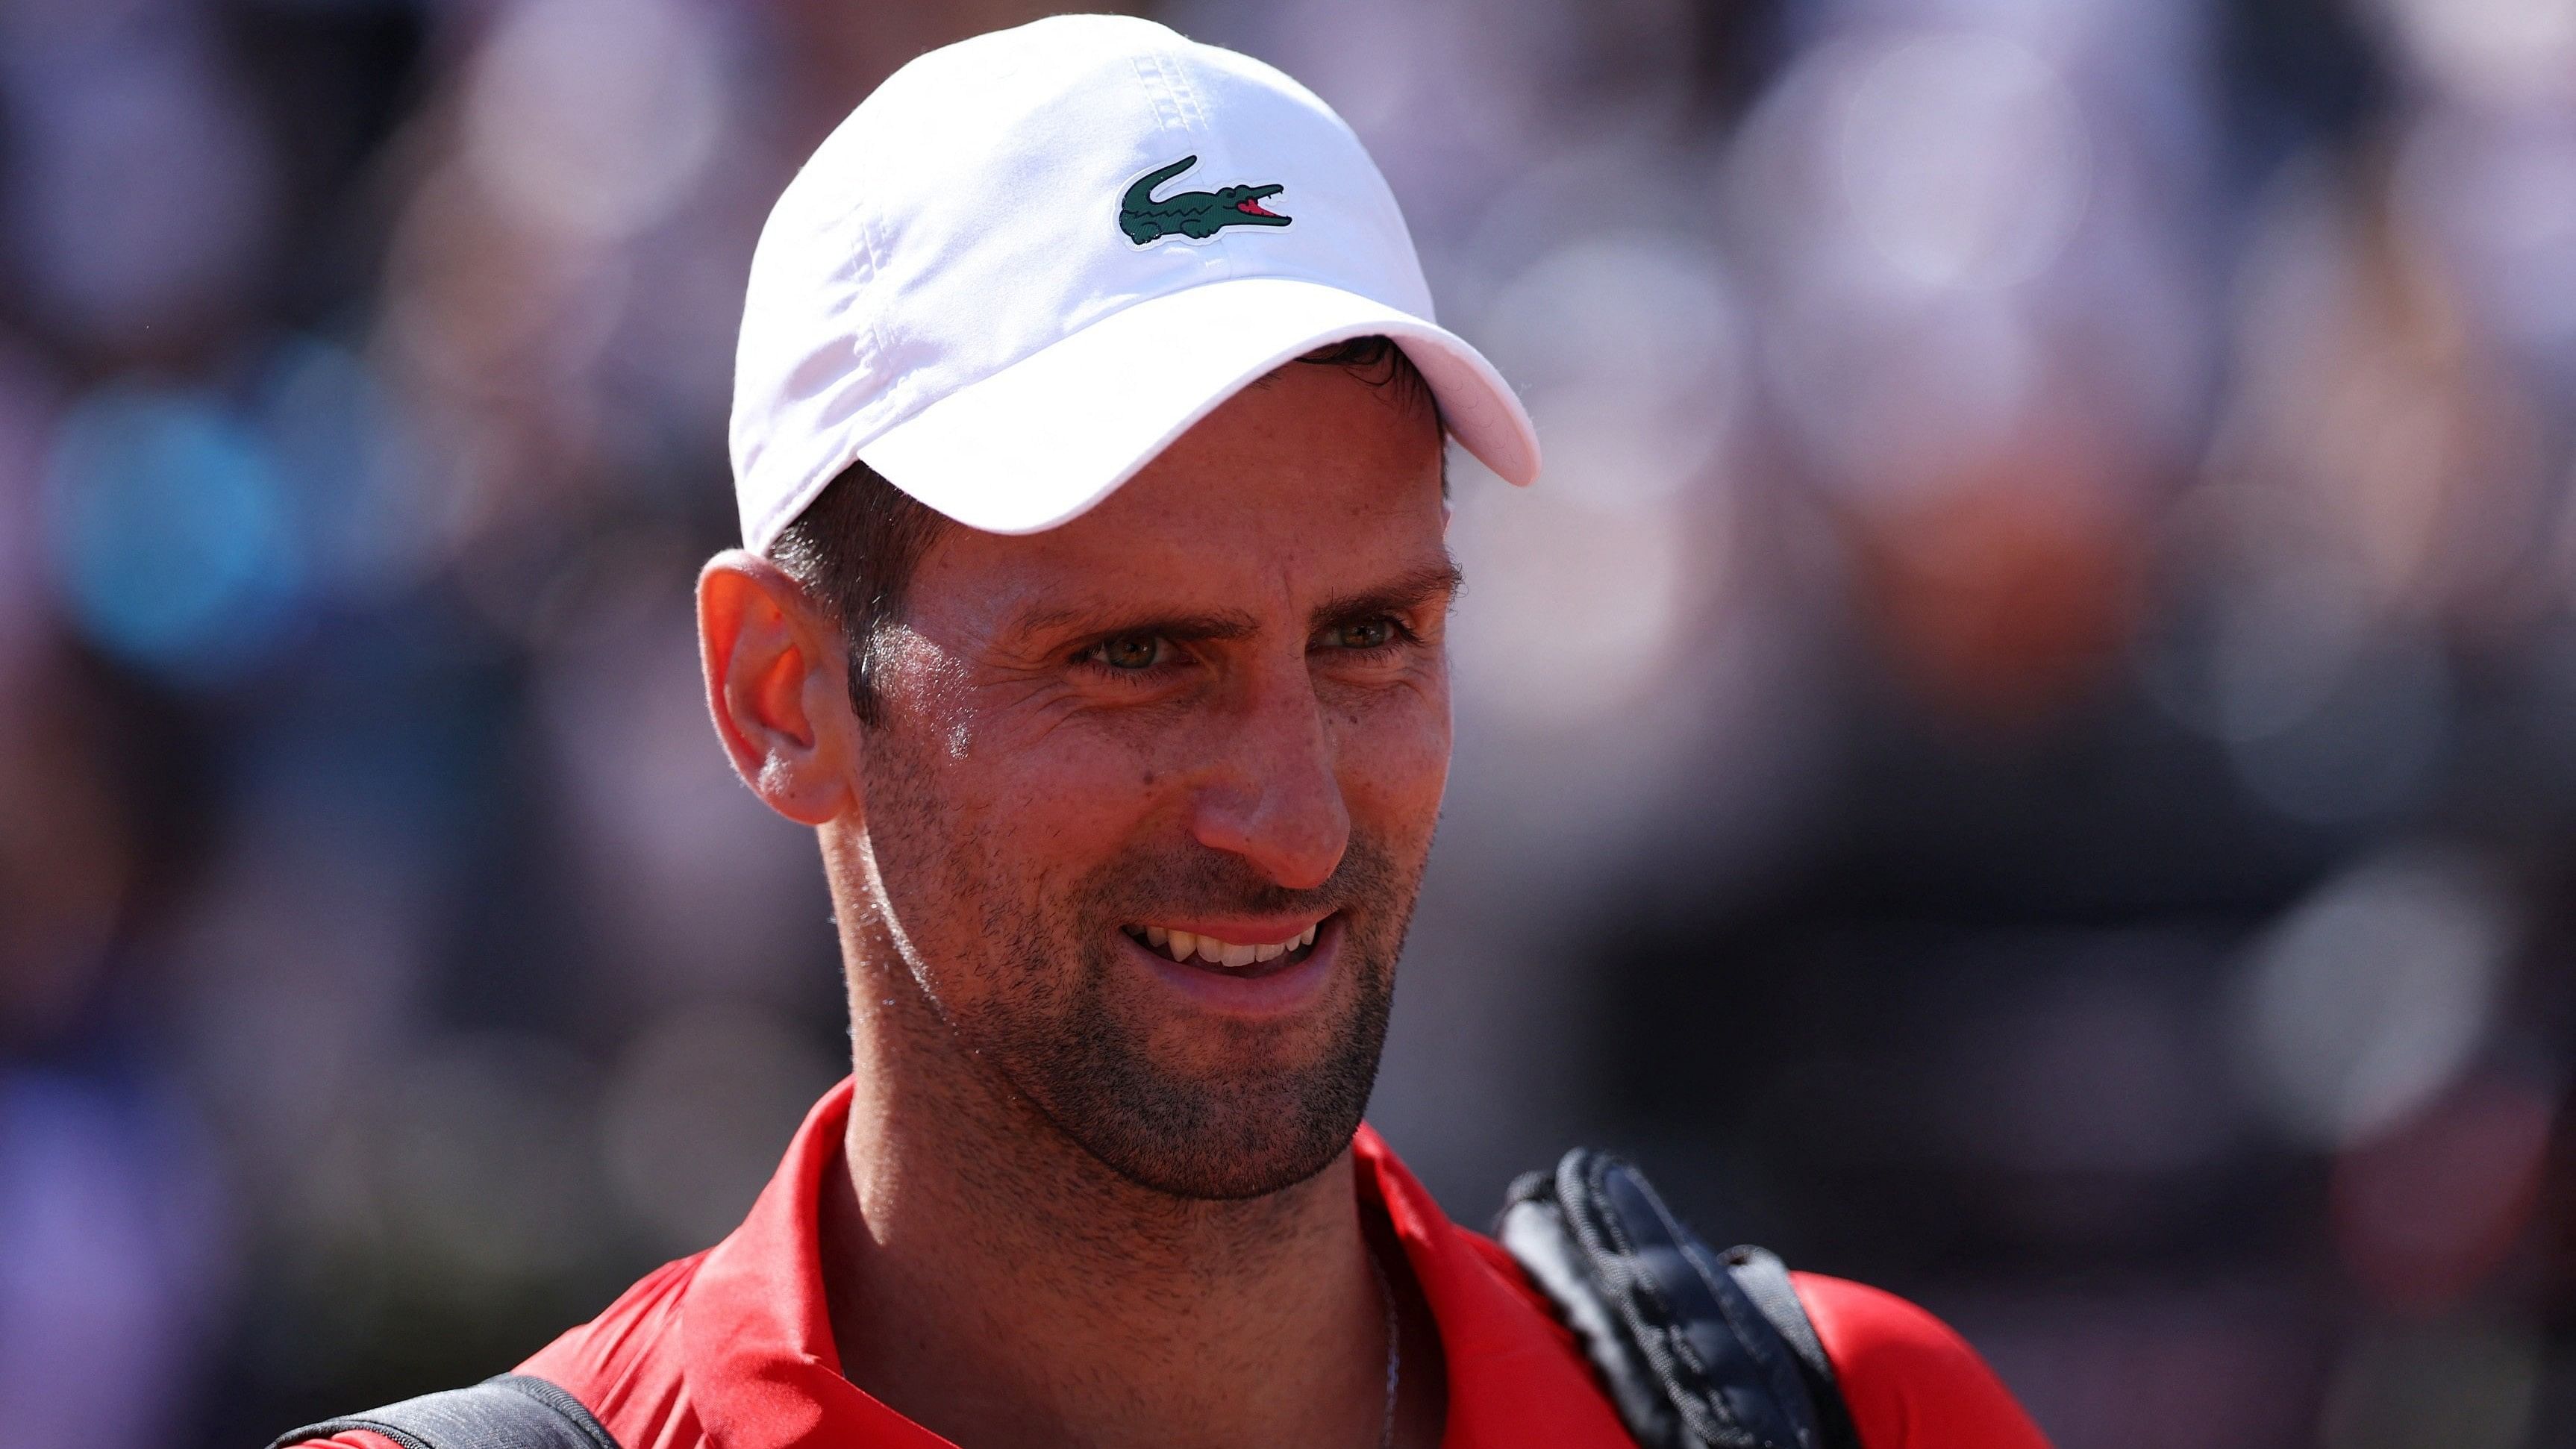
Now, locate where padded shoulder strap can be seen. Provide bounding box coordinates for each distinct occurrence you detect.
[1497,1149,1860,1449]
[267,1374,623,1449]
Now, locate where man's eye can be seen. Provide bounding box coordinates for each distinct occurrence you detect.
[1324,619,1399,650]
[1091,634,1168,670]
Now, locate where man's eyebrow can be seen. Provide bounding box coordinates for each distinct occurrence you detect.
[1007,601,1260,644]
[1310,560,1465,629]
[1003,561,1462,645]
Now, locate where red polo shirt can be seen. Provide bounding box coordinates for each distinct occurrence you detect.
[305,1080,2047,1448]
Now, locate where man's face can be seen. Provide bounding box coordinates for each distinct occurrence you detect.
[854,360,1453,1200]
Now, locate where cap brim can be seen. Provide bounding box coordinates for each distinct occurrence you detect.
[851,276,1539,536]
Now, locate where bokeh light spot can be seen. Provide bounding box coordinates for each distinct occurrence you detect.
[2233,848,2513,1149]
[1835,32,2091,294]
[41,385,304,684]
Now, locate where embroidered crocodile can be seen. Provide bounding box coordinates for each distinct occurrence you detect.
[1118,155,1291,245]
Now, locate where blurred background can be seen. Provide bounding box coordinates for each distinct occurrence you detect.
[0,0,2569,1444]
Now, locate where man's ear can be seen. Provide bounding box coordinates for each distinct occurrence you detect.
[698,550,858,827]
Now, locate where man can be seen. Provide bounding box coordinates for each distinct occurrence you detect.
[290,16,2048,1448]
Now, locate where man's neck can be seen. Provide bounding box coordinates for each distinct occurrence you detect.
[817,907,1410,1449]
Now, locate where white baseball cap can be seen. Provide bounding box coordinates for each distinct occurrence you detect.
[728,13,1540,551]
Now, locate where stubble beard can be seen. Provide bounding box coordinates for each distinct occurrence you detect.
[863,745,1422,1201]
[987,841,1411,1200]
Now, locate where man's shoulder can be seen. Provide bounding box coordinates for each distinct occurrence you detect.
[1789,1272,2052,1449]
[509,1251,713,1449]
[1456,1224,1574,1331]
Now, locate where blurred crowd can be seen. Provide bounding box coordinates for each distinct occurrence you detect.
[0,0,2569,1445]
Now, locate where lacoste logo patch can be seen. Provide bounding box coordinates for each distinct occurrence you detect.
[1118,155,1291,245]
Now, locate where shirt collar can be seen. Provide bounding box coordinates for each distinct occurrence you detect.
[681,1079,940,1449]
[1352,1122,1634,1446]
[681,1078,1623,1449]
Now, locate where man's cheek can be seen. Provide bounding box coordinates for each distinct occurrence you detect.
[1342,705,1450,829]
[998,745,1177,856]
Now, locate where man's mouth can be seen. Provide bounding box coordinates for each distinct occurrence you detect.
[1122,919,1323,971]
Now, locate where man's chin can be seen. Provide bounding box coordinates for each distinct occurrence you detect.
[1007,971,1392,1201]
[1019,1034,1379,1199]
[1072,1098,1360,1201]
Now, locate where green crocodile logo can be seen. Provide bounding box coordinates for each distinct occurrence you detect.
[1118,155,1291,245]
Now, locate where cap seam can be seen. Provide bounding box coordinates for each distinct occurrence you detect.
[747,170,897,553]
[1130,44,1241,281]
[1127,48,1192,143]
[1160,40,1213,139]
[1152,40,1239,284]
[748,281,887,551]
[851,181,895,429]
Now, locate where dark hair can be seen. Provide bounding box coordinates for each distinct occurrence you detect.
[768,335,1439,727]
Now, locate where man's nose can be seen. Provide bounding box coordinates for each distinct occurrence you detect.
[1187,662,1350,892]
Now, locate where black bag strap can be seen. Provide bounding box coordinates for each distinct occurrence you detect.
[1498,1148,1863,1449]
[267,1374,623,1449]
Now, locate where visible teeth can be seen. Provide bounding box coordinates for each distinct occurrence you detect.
[1134,924,1322,967]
